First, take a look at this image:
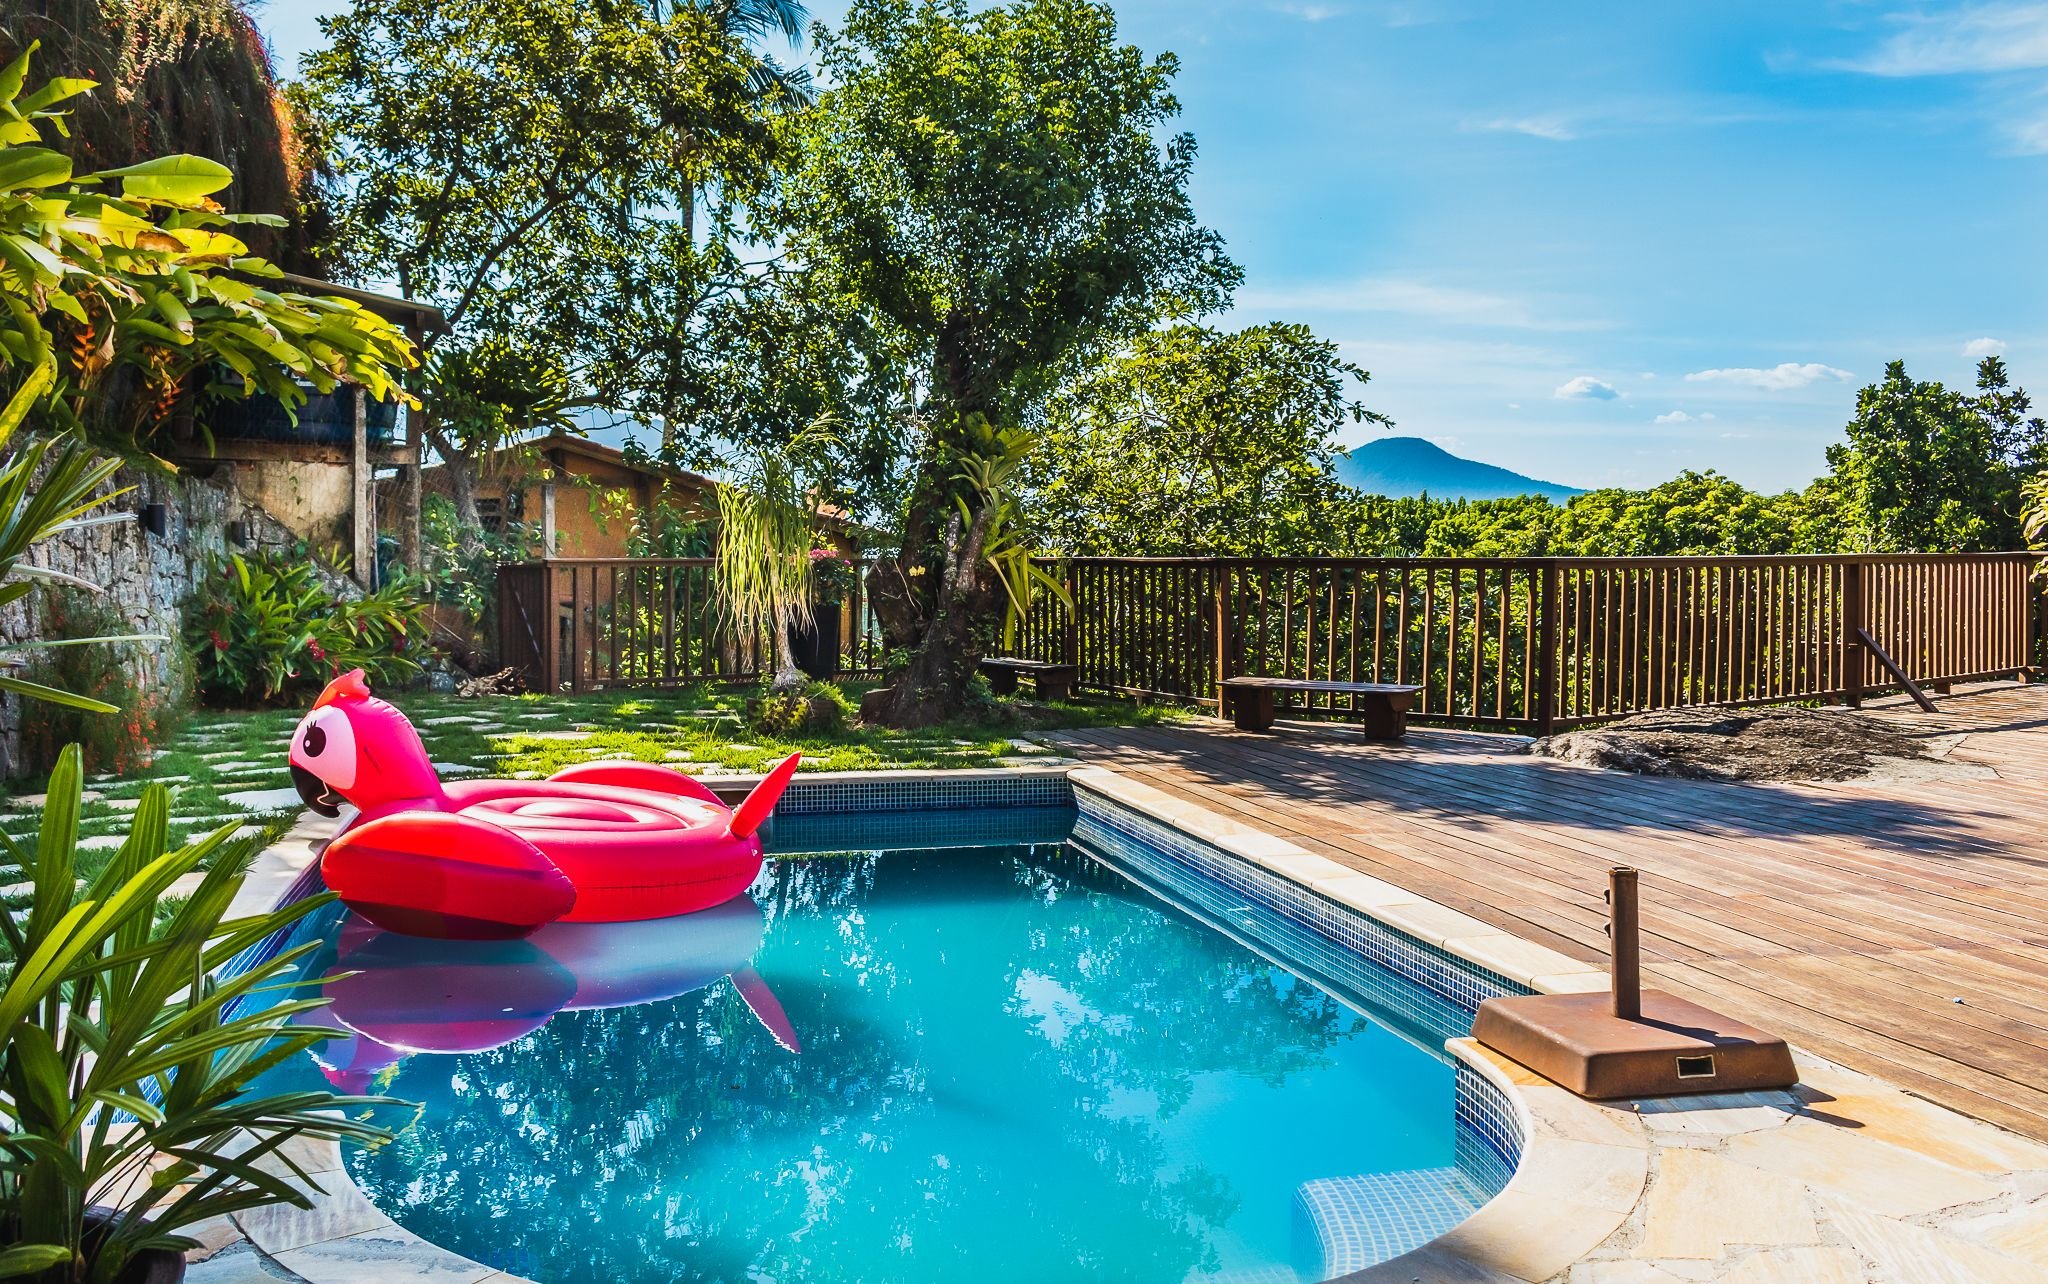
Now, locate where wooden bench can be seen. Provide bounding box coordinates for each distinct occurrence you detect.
[980,657,1080,702]
[1220,677,1422,739]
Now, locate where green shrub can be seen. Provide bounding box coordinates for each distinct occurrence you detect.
[0,746,405,1281]
[187,550,432,705]
[16,590,178,777]
[746,681,854,736]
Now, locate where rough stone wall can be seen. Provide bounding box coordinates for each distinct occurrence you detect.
[0,461,359,776]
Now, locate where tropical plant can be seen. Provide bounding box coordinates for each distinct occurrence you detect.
[187,551,430,705]
[0,0,322,268]
[0,745,401,1282]
[806,547,856,604]
[772,0,1238,725]
[952,425,1069,651]
[0,45,417,457]
[418,492,545,629]
[715,425,835,693]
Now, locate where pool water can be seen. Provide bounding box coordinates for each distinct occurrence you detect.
[272,812,1500,1283]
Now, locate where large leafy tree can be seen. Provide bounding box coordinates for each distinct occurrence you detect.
[301,0,791,535]
[774,0,1238,725]
[1032,323,1385,555]
[1826,357,2046,552]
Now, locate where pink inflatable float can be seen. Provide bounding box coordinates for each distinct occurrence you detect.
[287,669,800,940]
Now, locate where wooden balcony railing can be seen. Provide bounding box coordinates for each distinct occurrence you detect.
[498,552,2039,733]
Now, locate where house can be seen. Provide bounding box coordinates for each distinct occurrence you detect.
[470,432,721,559]
[170,276,449,588]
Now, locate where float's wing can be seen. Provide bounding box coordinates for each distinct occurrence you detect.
[546,761,723,805]
[322,812,575,940]
[730,966,800,1053]
[728,753,802,839]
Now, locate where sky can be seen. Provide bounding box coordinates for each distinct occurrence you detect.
[258,1,2048,493]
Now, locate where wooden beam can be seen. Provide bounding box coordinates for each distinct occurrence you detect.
[1856,626,1937,713]
[350,387,374,589]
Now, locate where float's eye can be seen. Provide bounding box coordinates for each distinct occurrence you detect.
[303,724,327,757]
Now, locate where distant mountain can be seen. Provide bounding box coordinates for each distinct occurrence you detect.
[1334,436,1583,502]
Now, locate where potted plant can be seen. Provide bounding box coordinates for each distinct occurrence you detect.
[792,548,856,681]
[0,746,403,1282]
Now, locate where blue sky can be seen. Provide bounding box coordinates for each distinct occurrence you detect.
[259,1,2048,493]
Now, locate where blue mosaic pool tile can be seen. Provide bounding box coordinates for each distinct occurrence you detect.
[776,771,1073,815]
[1295,1168,1488,1277]
[1455,1061,1523,1193]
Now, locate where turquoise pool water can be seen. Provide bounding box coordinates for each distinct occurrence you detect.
[272,809,1501,1283]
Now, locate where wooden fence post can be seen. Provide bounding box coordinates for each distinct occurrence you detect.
[1062,561,1079,668]
[1212,561,1232,713]
[1841,557,1865,708]
[1534,558,1559,737]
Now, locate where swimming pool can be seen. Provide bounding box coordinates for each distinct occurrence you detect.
[259,800,1519,1283]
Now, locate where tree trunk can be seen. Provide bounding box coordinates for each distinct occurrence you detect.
[859,497,1001,728]
[768,608,806,693]
[425,424,487,557]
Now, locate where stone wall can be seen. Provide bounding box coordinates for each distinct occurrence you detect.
[0,462,358,776]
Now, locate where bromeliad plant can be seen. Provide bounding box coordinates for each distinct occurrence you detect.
[187,550,430,705]
[0,747,402,1282]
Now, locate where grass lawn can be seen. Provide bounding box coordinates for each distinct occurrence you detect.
[1,682,1182,912]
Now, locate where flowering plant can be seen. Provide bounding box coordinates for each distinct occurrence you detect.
[186,550,431,704]
[808,547,859,604]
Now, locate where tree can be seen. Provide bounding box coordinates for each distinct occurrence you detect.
[301,0,788,555]
[1032,323,1385,555]
[0,0,322,267]
[774,0,1238,725]
[1826,358,2046,552]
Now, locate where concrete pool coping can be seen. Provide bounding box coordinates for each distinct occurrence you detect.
[213,766,2048,1283]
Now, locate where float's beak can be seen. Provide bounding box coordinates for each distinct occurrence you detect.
[293,763,343,817]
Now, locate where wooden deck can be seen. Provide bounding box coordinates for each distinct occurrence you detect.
[1055,681,2048,1142]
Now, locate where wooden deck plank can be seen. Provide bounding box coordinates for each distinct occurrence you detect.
[1058,680,2048,1141]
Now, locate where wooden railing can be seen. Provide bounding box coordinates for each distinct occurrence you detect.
[499,553,2038,732]
[496,558,886,694]
[1016,554,2038,733]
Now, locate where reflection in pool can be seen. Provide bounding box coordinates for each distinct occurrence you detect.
[268,816,1499,1283]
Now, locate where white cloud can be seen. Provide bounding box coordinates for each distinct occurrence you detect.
[1555,376,1620,401]
[1653,410,1717,424]
[1270,1,1345,19]
[1843,4,2048,77]
[1964,336,2009,357]
[1238,277,1601,331]
[1469,116,1576,141]
[1832,5,2048,150]
[2016,109,2048,152]
[1683,362,1853,391]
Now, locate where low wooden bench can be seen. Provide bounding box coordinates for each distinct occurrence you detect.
[980,657,1080,702]
[1220,677,1423,739]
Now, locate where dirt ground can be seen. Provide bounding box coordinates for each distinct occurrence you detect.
[1526,704,1990,784]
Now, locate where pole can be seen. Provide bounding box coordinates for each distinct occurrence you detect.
[1608,866,1641,1022]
